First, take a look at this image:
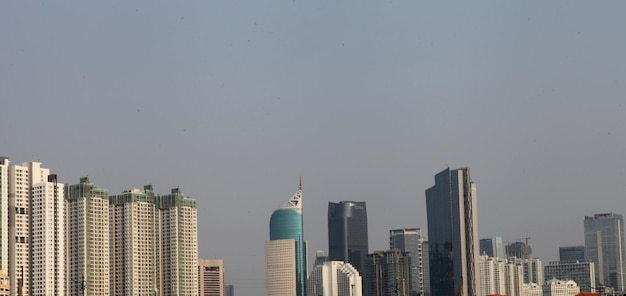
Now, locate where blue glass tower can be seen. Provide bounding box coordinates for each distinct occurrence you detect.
[269,181,306,296]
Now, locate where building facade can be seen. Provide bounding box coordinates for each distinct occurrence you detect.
[559,246,585,262]
[367,250,411,296]
[198,259,224,296]
[584,213,626,291]
[307,261,362,296]
[328,201,369,277]
[425,167,481,296]
[543,260,595,293]
[389,228,430,296]
[66,177,110,296]
[480,237,505,258]
[8,162,65,296]
[0,157,8,273]
[266,183,306,296]
[542,279,580,296]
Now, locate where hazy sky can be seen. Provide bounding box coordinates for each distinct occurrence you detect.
[2,1,626,294]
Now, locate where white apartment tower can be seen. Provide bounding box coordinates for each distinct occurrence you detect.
[110,185,198,296]
[0,157,8,273]
[306,261,362,296]
[8,161,65,296]
[66,177,110,296]
[156,188,198,296]
[198,259,224,296]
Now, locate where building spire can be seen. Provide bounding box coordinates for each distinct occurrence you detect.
[299,176,302,191]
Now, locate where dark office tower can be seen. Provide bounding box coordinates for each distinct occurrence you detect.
[425,167,481,296]
[584,213,626,291]
[328,201,369,275]
[367,250,411,296]
[559,246,585,261]
[390,228,430,296]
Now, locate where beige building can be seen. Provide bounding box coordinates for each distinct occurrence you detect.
[110,186,198,296]
[0,270,9,296]
[66,177,109,296]
[8,161,65,296]
[198,259,224,296]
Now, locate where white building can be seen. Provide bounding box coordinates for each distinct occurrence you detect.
[510,257,544,285]
[542,279,580,296]
[8,161,65,296]
[110,186,198,296]
[0,157,8,273]
[199,259,224,296]
[307,261,362,296]
[66,177,110,296]
[266,239,297,296]
[479,255,527,296]
[523,283,543,296]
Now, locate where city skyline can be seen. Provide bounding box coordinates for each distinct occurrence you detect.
[3,2,626,296]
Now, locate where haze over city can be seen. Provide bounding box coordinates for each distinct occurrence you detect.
[2,1,626,295]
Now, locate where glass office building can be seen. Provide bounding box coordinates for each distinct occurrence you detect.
[425,167,480,296]
[328,201,369,275]
[267,183,306,296]
[584,213,626,291]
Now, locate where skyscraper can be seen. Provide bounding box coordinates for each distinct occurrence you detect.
[66,177,110,296]
[266,182,306,296]
[109,185,198,296]
[0,157,8,273]
[425,167,481,296]
[8,161,65,296]
[544,260,595,292]
[389,228,430,296]
[584,213,626,291]
[328,201,368,276]
[479,237,504,258]
[199,259,224,296]
[306,261,362,296]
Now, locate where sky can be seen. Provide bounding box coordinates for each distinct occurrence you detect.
[2,1,626,294]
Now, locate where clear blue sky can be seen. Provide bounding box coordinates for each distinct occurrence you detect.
[2,1,626,294]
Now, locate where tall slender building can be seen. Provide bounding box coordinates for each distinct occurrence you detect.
[584,213,626,291]
[425,167,480,296]
[389,228,430,296]
[8,161,65,296]
[328,201,368,276]
[66,177,110,296]
[266,182,306,296]
[0,157,8,273]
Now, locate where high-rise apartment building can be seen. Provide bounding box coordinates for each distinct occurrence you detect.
[66,177,110,296]
[544,260,595,292]
[584,213,626,291]
[478,255,526,296]
[509,257,543,286]
[266,183,306,296]
[306,261,362,296]
[425,167,480,296]
[389,228,430,296]
[0,157,8,273]
[156,188,198,295]
[328,201,368,276]
[559,246,585,262]
[110,185,198,296]
[366,250,411,296]
[480,237,504,258]
[199,259,224,296]
[8,161,65,296]
[109,186,158,296]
